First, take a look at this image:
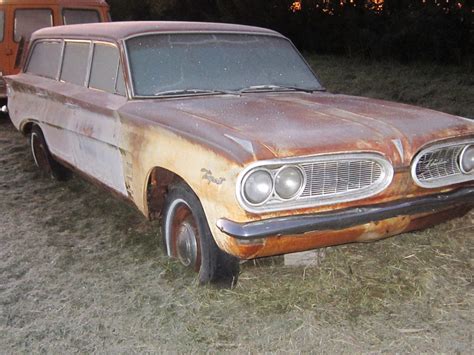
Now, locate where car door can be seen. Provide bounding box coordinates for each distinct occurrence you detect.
[64,41,128,196]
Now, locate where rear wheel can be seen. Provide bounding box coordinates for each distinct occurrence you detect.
[162,183,240,287]
[30,125,71,181]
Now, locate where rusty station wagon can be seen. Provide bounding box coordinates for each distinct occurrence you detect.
[5,22,474,286]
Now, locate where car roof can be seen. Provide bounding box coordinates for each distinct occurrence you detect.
[31,21,282,42]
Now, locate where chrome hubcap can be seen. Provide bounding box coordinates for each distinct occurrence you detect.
[176,221,198,268]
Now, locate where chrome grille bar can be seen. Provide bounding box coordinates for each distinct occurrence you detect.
[300,160,383,198]
[412,139,474,188]
[415,146,462,181]
[237,153,393,213]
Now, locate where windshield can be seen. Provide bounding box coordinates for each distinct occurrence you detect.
[126,33,323,97]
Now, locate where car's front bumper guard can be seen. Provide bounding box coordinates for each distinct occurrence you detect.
[216,187,474,240]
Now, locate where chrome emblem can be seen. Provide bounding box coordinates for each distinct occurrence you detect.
[391,139,404,162]
[425,159,449,168]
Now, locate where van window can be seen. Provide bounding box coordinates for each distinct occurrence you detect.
[60,42,90,86]
[27,41,62,79]
[0,11,4,42]
[63,9,100,25]
[14,9,53,42]
[89,43,119,94]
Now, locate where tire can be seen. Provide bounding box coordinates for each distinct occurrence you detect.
[30,125,71,181]
[162,183,240,287]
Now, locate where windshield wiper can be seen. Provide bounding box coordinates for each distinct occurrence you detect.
[153,89,239,97]
[239,85,320,93]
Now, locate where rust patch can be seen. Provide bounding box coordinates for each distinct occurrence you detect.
[147,167,177,220]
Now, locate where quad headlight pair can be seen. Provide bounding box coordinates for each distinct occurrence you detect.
[242,165,305,206]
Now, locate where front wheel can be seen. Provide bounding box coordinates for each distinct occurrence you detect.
[162,183,239,287]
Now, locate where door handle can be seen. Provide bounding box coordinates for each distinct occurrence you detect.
[36,92,47,98]
[65,102,79,109]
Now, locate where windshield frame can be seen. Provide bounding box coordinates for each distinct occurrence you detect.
[123,31,325,99]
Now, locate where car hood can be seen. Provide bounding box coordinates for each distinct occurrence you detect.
[120,92,474,167]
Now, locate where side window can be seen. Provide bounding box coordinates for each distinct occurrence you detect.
[89,43,120,94]
[63,9,100,25]
[60,41,90,86]
[26,41,62,79]
[14,9,53,42]
[0,11,4,42]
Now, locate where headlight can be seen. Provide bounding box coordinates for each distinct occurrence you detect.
[275,166,304,200]
[243,169,273,205]
[460,145,474,174]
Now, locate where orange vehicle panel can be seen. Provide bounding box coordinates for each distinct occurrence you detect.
[0,0,110,97]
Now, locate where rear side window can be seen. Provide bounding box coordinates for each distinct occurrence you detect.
[14,9,53,42]
[0,11,4,42]
[89,43,120,94]
[60,42,90,86]
[27,41,62,79]
[63,9,100,25]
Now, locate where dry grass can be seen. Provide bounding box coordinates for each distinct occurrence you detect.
[0,56,473,353]
[307,55,474,119]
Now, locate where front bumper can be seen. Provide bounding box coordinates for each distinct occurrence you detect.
[216,187,474,240]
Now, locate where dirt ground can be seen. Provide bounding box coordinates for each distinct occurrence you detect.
[1,58,473,352]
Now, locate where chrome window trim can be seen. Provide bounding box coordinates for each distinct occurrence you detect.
[236,152,394,214]
[118,39,132,99]
[88,40,118,91]
[59,39,92,87]
[25,39,63,78]
[55,40,65,80]
[411,138,474,188]
[84,40,94,87]
[25,36,130,99]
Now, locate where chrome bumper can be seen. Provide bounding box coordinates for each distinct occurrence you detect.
[216,187,474,240]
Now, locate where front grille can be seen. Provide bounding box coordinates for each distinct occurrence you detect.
[238,153,393,213]
[415,146,463,183]
[300,160,383,198]
[412,140,474,188]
